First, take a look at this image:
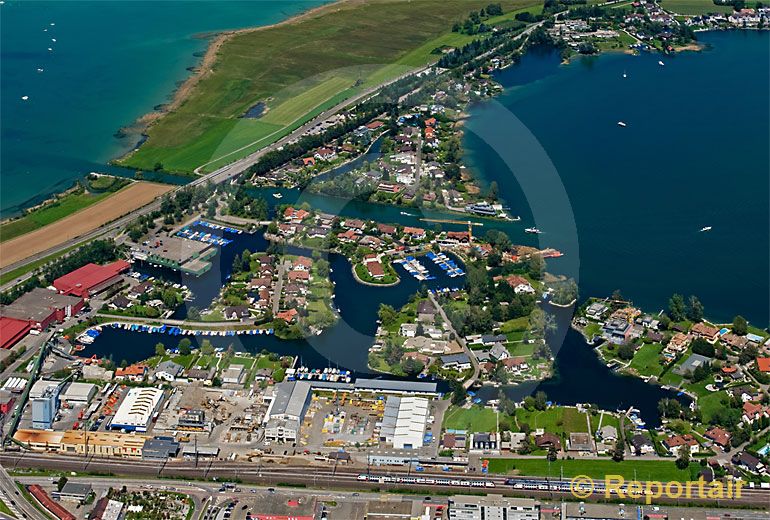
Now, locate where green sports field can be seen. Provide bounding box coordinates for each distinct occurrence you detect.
[658,0,733,14]
[119,0,540,174]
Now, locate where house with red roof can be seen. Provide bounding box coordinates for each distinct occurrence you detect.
[743,401,769,424]
[293,256,312,271]
[403,226,426,239]
[314,147,336,161]
[288,270,310,283]
[53,260,130,298]
[690,322,720,343]
[366,120,384,130]
[336,229,358,243]
[366,261,385,279]
[495,275,535,295]
[115,364,147,382]
[756,357,770,373]
[663,434,699,455]
[302,157,315,167]
[276,308,298,323]
[704,426,731,448]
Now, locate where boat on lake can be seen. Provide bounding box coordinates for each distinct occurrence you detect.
[658,60,665,66]
[525,227,542,234]
[700,226,712,232]
[272,192,282,199]
[617,121,627,127]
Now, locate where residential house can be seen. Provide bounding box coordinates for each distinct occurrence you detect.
[598,425,618,443]
[602,318,632,345]
[489,343,509,361]
[115,365,147,383]
[568,432,594,453]
[400,323,418,338]
[471,432,498,452]
[732,451,764,474]
[153,361,183,382]
[224,306,250,320]
[704,426,731,449]
[630,434,655,455]
[440,353,472,371]
[662,434,699,455]
[535,432,561,450]
[276,308,298,323]
[691,322,720,343]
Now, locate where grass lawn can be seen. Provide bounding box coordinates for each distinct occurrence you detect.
[658,0,732,14]
[1,190,112,242]
[119,0,539,174]
[500,316,529,334]
[443,405,499,432]
[697,390,729,424]
[487,458,698,481]
[629,343,664,377]
[225,355,256,370]
[589,412,621,434]
[0,497,14,518]
[584,322,602,338]
[514,406,588,435]
[507,343,535,357]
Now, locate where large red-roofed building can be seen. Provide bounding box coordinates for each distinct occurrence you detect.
[27,485,76,520]
[0,316,31,349]
[53,260,130,298]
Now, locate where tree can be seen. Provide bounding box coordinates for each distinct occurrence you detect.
[155,343,166,357]
[732,315,748,336]
[187,306,201,321]
[658,398,682,419]
[617,343,635,361]
[675,444,690,469]
[200,339,215,356]
[534,391,548,411]
[547,445,558,462]
[668,294,685,322]
[402,358,424,376]
[612,439,625,462]
[378,304,399,327]
[57,476,68,492]
[178,338,192,356]
[451,381,467,405]
[687,295,704,322]
[690,337,715,358]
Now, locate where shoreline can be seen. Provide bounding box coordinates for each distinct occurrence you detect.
[116,0,348,164]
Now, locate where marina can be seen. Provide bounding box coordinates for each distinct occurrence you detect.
[425,251,465,278]
[393,256,436,281]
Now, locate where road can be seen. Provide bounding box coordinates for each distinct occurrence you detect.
[0,18,549,293]
[1,453,769,508]
[0,462,43,520]
[428,291,480,389]
[0,64,433,293]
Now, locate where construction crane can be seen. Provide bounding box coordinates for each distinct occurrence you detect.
[420,218,483,243]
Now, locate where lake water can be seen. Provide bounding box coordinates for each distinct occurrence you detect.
[464,31,769,327]
[12,19,764,424]
[0,0,328,217]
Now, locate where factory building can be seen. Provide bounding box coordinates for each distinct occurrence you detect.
[52,260,130,298]
[109,387,164,432]
[264,380,312,443]
[380,396,429,449]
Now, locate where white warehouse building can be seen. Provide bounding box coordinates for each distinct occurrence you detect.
[380,396,429,449]
[109,387,164,432]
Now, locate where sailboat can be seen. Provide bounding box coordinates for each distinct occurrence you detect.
[622,70,627,78]
[617,121,627,127]
[699,226,712,232]
[658,60,665,66]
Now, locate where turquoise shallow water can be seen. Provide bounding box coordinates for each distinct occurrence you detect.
[0,0,327,216]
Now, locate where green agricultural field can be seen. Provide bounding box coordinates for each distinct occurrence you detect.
[119,0,539,174]
[0,190,113,242]
[443,405,499,432]
[487,458,699,481]
[658,0,733,15]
